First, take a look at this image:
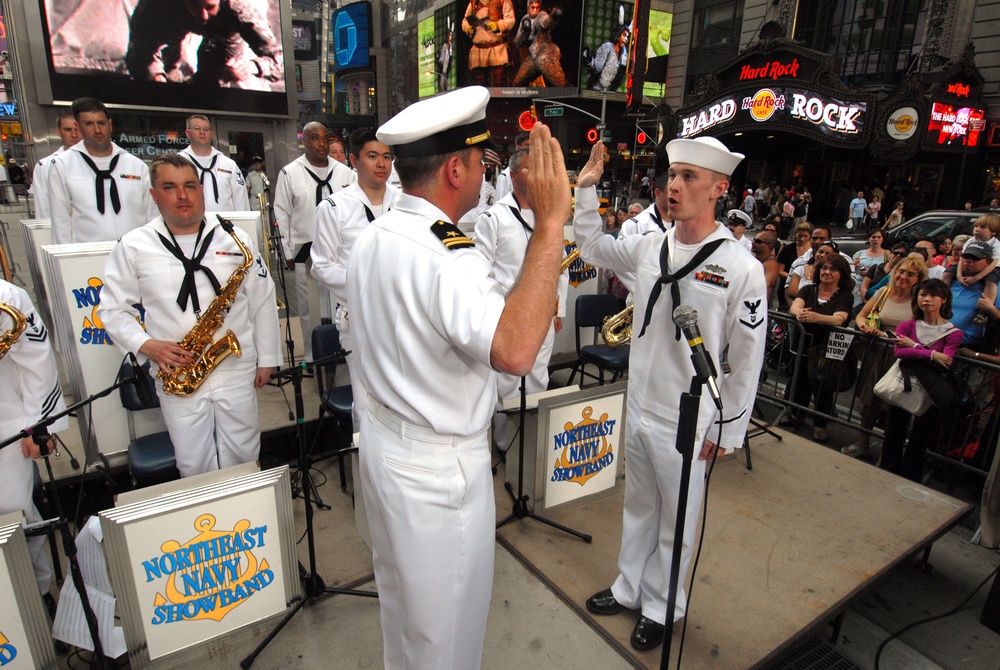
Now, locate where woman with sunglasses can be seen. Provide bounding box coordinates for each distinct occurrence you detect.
[785,254,855,442]
[845,256,929,456]
[862,243,908,300]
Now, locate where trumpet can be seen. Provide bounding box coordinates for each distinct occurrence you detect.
[257,192,285,310]
[602,304,632,347]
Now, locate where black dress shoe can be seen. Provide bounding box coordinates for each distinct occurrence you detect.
[586,587,630,615]
[631,615,666,651]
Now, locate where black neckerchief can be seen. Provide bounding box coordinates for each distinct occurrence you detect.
[157,221,221,315]
[508,193,533,237]
[303,165,333,205]
[637,234,726,341]
[189,153,220,203]
[651,205,666,232]
[78,152,121,215]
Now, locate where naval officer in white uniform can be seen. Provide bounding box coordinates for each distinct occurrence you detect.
[100,154,281,477]
[48,97,158,244]
[576,138,766,650]
[311,127,399,427]
[348,87,571,669]
[473,144,568,451]
[179,114,251,212]
[29,109,80,220]
[0,279,67,597]
[273,122,356,361]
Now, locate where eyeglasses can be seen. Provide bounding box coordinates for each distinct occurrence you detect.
[751,238,768,244]
[188,126,212,133]
[895,270,918,278]
[891,250,905,257]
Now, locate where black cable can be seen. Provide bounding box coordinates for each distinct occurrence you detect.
[675,419,725,669]
[873,561,1000,669]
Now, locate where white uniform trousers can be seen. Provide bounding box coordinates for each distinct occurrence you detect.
[335,308,367,429]
[0,445,52,595]
[360,400,495,670]
[294,257,325,362]
[156,363,261,478]
[610,395,708,625]
[492,325,554,449]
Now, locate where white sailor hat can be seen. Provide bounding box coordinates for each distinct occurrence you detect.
[666,136,744,177]
[377,86,496,158]
[726,209,752,227]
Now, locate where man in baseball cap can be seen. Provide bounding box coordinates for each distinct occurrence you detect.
[348,86,571,668]
[575,133,766,650]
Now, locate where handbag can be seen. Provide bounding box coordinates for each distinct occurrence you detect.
[874,360,934,416]
[865,287,890,330]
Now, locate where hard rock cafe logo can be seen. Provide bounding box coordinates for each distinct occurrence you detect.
[741,88,786,122]
[550,407,617,485]
[0,630,17,665]
[564,240,596,288]
[72,277,145,346]
[141,514,273,625]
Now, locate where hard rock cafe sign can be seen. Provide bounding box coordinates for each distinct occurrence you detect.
[886,107,919,140]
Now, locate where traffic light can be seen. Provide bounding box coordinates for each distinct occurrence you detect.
[585,127,599,144]
[636,131,648,145]
[519,110,535,131]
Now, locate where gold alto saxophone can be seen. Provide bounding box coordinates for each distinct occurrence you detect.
[0,300,27,361]
[601,304,633,347]
[158,217,253,396]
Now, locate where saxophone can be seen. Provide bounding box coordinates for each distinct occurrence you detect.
[0,300,27,361]
[158,216,253,396]
[602,304,633,347]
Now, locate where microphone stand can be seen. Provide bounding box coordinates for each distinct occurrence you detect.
[660,376,702,670]
[241,352,377,669]
[496,375,592,543]
[267,215,297,395]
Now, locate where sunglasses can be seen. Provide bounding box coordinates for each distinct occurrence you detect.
[891,250,905,257]
[751,238,769,244]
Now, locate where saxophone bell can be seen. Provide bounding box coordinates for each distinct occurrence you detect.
[601,304,633,347]
[0,300,27,361]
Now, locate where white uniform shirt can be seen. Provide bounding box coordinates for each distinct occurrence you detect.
[273,155,356,258]
[99,216,282,374]
[180,147,251,212]
[48,142,157,244]
[0,280,68,441]
[473,192,568,316]
[574,186,767,449]
[27,146,66,220]
[348,193,506,436]
[494,166,512,203]
[311,182,400,308]
[616,203,671,294]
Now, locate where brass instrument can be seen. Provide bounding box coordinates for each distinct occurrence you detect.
[257,192,285,310]
[0,246,11,282]
[0,300,27,361]
[601,304,633,347]
[158,217,253,396]
[560,247,580,272]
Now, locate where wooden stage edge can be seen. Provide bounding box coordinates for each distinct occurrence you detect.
[493,428,974,670]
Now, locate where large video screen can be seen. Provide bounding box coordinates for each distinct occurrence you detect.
[40,0,290,116]
[450,0,582,97]
[330,2,371,73]
[580,0,633,93]
[927,102,985,148]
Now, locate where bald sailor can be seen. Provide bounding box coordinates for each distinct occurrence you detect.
[273,121,356,361]
[48,97,158,244]
[180,114,251,212]
[348,87,571,669]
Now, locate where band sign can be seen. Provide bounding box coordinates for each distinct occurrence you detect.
[739,58,801,82]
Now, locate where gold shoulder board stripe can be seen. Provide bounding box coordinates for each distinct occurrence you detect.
[430,220,475,250]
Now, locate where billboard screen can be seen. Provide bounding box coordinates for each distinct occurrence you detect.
[40,0,289,115]
[926,102,985,148]
[451,0,581,97]
[418,5,460,99]
[580,0,633,93]
[641,9,670,99]
[330,2,371,73]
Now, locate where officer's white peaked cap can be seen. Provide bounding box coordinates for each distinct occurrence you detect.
[377,86,495,158]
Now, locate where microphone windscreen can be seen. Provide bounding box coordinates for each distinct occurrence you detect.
[672,304,698,329]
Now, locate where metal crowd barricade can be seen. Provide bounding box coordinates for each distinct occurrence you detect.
[755,309,1000,478]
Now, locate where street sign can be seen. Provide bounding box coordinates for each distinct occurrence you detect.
[601,130,612,143]
[543,106,564,117]
[972,119,986,131]
[617,142,628,151]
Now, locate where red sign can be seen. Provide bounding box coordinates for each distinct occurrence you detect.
[518,111,535,132]
[947,82,971,98]
[927,102,985,147]
[739,58,800,82]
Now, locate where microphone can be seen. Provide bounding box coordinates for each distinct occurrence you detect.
[672,305,723,411]
[128,352,156,407]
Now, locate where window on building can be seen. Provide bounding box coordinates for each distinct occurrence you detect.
[796,0,927,86]
[691,1,742,49]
